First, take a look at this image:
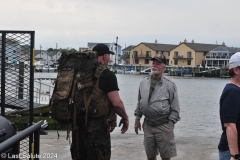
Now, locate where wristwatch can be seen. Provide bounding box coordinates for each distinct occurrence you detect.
[231,154,240,159]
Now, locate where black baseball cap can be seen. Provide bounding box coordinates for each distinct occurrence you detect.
[92,44,115,56]
[151,54,166,64]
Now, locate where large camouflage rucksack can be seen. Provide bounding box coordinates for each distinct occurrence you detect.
[50,49,116,131]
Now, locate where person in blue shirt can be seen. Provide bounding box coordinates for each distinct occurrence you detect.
[218,52,240,160]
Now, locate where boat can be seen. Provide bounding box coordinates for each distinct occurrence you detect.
[35,66,57,72]
[166,66,193,76]
[140,68,151,74]
[34,60,57,72]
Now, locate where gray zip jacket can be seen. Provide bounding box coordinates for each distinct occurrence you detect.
[134,75,180,123]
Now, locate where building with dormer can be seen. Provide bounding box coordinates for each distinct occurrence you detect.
[129,40,177,69]
[207,46,240,68]
[170,39,222,67]
[129,39,239,69]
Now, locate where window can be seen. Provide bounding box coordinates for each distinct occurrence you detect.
[187,60,191,65]
[135,59,139,64]
[203,52,207,56]
[187,52,192,58]
[145,59,150,64]
[174,52,178,58]
[174,59,178,65]
[146,51,151,57]
[133,51,138,58]
[168,52,170,56]
[219,60,224,65]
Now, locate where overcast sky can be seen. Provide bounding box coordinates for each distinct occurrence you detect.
[1,0,240,50]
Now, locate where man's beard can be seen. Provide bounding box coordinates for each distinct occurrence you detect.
[151,67,161,75]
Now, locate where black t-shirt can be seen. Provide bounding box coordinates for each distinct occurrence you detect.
[99,69,119,93]
[218,83,240,151]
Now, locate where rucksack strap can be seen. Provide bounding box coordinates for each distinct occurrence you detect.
[83,89,94,126]
[71,75,78,130]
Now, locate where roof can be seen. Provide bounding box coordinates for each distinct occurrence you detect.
[183,43,222,52]
[210,46,230,53]
[133,42,177,51]
[223,46,240,53]
[122,45,135,51]
[47,51,59,56]
[34,50,47,56]
[0,36,20,45]
[34,50,58,57]
[209,46,240,53]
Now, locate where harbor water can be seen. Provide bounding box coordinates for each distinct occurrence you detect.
[35,72,230,159]
[35,72,229,137]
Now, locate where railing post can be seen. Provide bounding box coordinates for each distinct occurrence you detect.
[34,129,40,160]
[36,88,39,106]
[39,79,42,105]
[12,141,20,160]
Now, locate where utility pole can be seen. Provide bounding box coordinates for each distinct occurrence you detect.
[56,43,58,62]
[46,47,48,61]
[114,37,118,74]
[40,45,42,59]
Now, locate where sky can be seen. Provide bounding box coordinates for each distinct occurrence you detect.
[1,0,240,51]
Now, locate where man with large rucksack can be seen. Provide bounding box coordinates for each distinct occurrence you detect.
[50,44,129,160]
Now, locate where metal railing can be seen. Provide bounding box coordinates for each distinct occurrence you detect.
[34,79,55,106]
[0,73,54,108]
[1,30,35,160]
[205,56,230,59]
[0,120,43,160]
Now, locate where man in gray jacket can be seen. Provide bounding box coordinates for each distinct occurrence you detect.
[134,54,180,160]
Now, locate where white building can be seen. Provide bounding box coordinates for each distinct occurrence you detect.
[35,50,62,62]
[87,42,122,65]
[206,46,240,68]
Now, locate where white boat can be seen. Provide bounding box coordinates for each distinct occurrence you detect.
[124,68,150,75]
[34,60,57,72]
[140,68,151,74]
[123,69,139,74]
[35,66,57,72]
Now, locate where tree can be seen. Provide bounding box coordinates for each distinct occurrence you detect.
[47,48,54,52]
[60,48,69,53]
[47,47,70,53]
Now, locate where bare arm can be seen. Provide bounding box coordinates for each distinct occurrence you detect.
[224,123,239,156]
[107,90,129,133]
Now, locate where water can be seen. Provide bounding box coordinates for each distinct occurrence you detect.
[34,73,230,138]
[115,74,229,138]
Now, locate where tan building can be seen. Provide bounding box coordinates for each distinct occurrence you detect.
[170,39,222,67]
[130,40,176,70]
[129,39,225,69]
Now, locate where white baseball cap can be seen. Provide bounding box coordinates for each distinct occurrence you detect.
[229,52,240,69]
